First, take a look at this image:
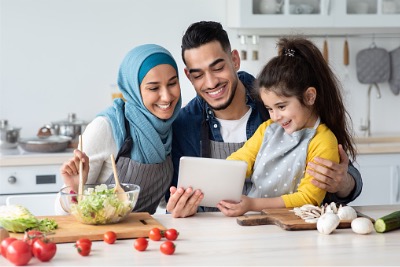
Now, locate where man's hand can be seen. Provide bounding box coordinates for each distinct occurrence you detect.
[166,186,204,218]
[307,144,355,198]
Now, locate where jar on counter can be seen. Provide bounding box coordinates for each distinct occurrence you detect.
[0,120,21,149]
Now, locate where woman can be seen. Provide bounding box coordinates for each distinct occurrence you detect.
[56,44,182,215]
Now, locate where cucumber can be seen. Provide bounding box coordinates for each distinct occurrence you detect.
[374,210,400,233]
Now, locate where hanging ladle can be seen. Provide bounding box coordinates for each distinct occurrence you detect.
[110,154,128,201]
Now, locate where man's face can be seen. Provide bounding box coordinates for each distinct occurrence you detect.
[183,41,240,111]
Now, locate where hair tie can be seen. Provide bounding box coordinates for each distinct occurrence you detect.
[284,48,295,57]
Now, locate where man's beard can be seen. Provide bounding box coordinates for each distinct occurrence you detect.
[207,79,238,111]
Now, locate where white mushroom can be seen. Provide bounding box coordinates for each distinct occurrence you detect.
[351,217,374,234]
[317,213,340,234]
[337,206,357,221]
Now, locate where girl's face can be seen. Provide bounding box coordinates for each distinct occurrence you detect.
[140,64,180,120]
[260,87,318,134]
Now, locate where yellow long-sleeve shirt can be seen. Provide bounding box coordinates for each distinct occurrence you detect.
[227,119,339,208]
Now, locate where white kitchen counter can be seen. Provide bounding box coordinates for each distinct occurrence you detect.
[0,148,73,167]
[1,205,399,266]
[355,136,400,154]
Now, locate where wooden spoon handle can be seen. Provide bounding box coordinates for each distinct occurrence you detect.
[110,154,121,187]
[343,39,349,66]
[78,135,84,196]
[323,39,329,63]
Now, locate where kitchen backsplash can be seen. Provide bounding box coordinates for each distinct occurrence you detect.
[234,35,400,137]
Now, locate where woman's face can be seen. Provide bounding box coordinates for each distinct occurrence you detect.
[140,64,180,120]
[260,88,317,134]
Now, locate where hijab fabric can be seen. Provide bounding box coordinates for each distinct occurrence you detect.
[98,44,182,164]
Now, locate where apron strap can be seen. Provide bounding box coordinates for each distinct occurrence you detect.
[115,116,133,162]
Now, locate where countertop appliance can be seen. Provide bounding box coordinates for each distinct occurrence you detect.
[0,147,73,215]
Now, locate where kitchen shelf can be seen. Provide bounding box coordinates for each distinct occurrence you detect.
[237,32,400,39]
[227,0,400,35]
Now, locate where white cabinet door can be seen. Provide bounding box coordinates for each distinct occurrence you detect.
[333,0,400,28]
[226,0,400,32]
[227,0,334,30]
[350,154,400,206]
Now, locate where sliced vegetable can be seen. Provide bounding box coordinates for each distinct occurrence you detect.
[374,210,400,233]
[0,205,38,233]
[0,205,58,233]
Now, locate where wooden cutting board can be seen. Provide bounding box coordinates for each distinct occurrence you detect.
[9,212,166,243]
[236,208,374,231]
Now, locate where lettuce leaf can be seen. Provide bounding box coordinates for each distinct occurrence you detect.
[0,205,58,233]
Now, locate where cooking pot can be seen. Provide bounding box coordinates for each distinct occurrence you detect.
[50,113,88,140]
[0,120,21,149]
[19,135,72,153]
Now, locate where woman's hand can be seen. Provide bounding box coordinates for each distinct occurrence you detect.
[60,149,90,190]
[307,144,355,197]
[166,186,203,218]
[217,195,251,217]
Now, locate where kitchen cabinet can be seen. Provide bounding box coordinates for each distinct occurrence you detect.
[227,0,400,34]
[350,153,400,206]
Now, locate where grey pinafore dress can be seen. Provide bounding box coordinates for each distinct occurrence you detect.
[106,120,173,215]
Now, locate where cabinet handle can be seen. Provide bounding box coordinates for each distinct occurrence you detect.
[325,0,331,15]
[392,166,400,203]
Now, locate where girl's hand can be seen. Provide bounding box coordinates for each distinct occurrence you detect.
[60,149,89,189]
[217,195,251,217]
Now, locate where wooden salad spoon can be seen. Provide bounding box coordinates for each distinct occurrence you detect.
[110,154,128,201]
[78,135,84,201]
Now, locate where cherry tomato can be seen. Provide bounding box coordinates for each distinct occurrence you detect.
[1,237,17,257]
[103,231,117,244]
[32,238,57,262]
[164,228,179,241]
[133,237,148,252]
[75,243,91,256]
[149,227,163,241]
[6,240,32,266]
[76,238,92,249]
[160,241,175,255]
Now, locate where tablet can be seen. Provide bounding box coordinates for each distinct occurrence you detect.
[177,156,248,207]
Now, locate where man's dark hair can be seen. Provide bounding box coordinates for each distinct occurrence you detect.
[181,21,231,65]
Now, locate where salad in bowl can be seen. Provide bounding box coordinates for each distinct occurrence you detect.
[59,183,140,225]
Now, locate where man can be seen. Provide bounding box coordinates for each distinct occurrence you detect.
[166,21,362,218]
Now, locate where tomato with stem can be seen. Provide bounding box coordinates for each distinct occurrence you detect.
[32,238,57,262]
[165,228,179,241]
[149,227,163,241]
[24,230,44,254]
[75,243,91,256]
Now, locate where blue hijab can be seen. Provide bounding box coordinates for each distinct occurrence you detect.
[98,44,182,164]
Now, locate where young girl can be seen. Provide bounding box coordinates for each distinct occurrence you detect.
[219,36,356,217]
[57,44,182,215]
